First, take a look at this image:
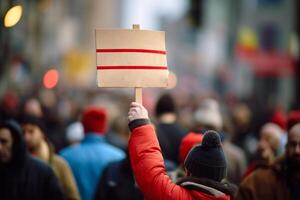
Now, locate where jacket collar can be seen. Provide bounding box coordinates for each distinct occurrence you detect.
[180,181,225,197]
[82,133,105,143]
[177,176,237,198]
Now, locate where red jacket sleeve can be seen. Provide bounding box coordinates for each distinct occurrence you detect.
[129,124,194,200]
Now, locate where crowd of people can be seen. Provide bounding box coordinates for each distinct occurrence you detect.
[0,89,300,200]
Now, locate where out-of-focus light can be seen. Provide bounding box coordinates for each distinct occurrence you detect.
[43,69,59,89]
[238,27,258,50]
[4,5,23,28]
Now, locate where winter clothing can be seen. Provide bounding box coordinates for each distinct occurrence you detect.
[66,122,84,143]
[177,177,237,200]
[81,107,107,134]
[34,141,80,200]
[128,120,235,200]
[271,110,287,131]
[184,130,227,182]
[179,131,203,164]
[222,141,247,184]
[179,130,246,185]
[155,93,187,164]
[156,122,186,164]
[0,120,65,200]
[20,115,80,200]
[60,134,125,200]
[94,156,144,200]
[194,99,223,131]
[51,154,81,200]
[287,111,300,131]
[236,156,300,200]
[155,93,177,117]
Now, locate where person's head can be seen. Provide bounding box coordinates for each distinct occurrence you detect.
[0,127,13,163]
[184,130,227,182]
[271,110,287,131]
[23,98,43,117]
[155,93,177,118]
[81,107,107,135]
[232,103,251,131]
[66,122,84,145]
[193,98,223,131]
[287,111,300,132]
[0,120,26,167]
[258,123,282,155]
[179,132,203,164]
[20,116,46,152]
[286,123,300,168]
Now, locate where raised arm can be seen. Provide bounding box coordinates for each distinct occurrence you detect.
[128,102,190,200]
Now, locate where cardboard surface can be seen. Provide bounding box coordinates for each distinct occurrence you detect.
[95,29,168,88]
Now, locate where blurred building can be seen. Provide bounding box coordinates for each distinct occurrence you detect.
[0,0,299,112]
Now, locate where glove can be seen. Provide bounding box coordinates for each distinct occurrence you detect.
[128,102,149,122]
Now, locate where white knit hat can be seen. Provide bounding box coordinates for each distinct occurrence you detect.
[66,122,84,143]
[193,99,223,131]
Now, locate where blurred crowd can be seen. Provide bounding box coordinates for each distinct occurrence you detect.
[0,87,300,200]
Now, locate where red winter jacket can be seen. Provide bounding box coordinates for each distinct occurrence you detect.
[129,123,231,200]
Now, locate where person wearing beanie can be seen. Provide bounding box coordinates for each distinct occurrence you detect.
[0,120,65,200]
[154,93,187,165]
[66,122,84,145]
[193,98,223,131]
[179,132,204,164]
[193,99,247,185]
[128,102,237,200]
[20,115,80,200]
[287,110,300,131]
[60,106,125,200]
[184,130,227,182]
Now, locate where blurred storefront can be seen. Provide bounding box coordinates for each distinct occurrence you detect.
[0,0,299,112]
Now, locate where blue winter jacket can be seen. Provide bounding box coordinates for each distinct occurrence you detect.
[60,133,125,200]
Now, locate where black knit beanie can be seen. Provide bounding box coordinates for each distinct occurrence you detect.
[184,130,227,182]
[155,93,176,117]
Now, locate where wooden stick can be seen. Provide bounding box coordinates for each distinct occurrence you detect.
[135,87,143,104]
[132,24,143,104]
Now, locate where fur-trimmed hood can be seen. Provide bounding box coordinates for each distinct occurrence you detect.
[177,176,237,199]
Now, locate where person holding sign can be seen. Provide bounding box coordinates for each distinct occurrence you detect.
[127,102,237,200]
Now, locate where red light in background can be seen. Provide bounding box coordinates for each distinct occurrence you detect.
[43,69,59,89]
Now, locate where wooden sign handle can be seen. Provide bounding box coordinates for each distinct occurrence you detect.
[132,24,143,104]
[135,87,143,104]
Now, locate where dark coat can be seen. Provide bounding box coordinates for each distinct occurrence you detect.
[156,122,186,164]
[94,156,144,200]
[0,120,65,200]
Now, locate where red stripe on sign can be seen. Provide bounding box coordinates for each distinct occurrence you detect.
[97,66,168,70]
[96,49,166,55]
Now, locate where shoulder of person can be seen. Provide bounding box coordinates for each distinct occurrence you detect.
[51,154,71,169]
[28,156,54,175]
[241,166,277,187]
[59,145,80,157]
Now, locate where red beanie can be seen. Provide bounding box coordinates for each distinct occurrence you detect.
[287,111,300,131]
[271,110,287,131]
[179,132,203,164]
[81,107,107,135]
